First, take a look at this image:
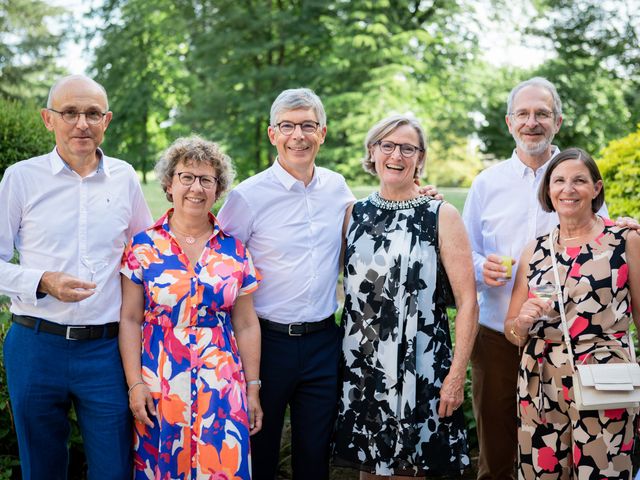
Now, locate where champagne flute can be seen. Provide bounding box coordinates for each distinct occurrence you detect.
[81,256,109,294]
[530,283,560,320]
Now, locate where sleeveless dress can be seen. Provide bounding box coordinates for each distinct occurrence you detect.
[517,218,635,479]
[332,192,469,476]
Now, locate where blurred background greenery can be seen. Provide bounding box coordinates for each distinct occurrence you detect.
[2,0,640,477]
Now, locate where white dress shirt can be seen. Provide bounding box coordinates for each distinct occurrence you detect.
[0,148,153,325]
[462,148,607,333]
[217,159,355,324]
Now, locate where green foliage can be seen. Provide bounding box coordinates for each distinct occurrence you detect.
[317,1,486,186]
[477,0,640,161]
[0,0,66,101]
[427,138,483,188]
[529,0,640,83]
[537,61,633,155]
[597,127,640,219]
[476,63,634,161]
[475,67,527,160]
[182,0,336,177]
[90,0,192,182]
[89,0,488,186]
[0,97,53,176]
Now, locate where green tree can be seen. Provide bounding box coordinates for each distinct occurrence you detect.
[318,1,487,186]
[181,0,334,177]
[477,0,640,161]
[179,0,488,184]
[476,62,633,161]
[0,97,53,176]
[87,0,499,184]
[529,0,639,80]
[0,0,66,101]
[598,127,640,219]
[90,0,191,182]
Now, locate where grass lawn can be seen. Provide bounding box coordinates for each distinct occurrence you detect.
[140,177,469,219]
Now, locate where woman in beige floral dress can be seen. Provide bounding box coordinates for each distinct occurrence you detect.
[504,148,640,479]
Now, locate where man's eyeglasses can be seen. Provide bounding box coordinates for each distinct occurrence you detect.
[47,108,107,125]
[275,121,320,136]
[174,172,218,189]
[509,110,555,124]
[375,140,424,158]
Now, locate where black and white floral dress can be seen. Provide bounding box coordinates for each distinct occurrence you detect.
[332,192,469,477]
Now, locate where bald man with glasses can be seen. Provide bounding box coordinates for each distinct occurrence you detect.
[0,75,152,479]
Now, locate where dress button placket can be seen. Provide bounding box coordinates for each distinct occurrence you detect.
[189,273,199,478]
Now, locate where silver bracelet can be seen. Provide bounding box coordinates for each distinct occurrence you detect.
[127,381,145,395]
[246,379,261,388]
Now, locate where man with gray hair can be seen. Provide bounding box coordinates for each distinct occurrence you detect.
[0,75,152,478]
[217,88,355,479]
[463,77,566,479]
[461,77,621,478]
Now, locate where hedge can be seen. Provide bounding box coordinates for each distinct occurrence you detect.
[598,126,640,219]
[0,97,53,177]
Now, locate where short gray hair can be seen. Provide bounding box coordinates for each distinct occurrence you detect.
[506,77,562,116]
[155,135,235,202]
[362,114,427,179]
[269,88,326,127]
[46,75,109,110]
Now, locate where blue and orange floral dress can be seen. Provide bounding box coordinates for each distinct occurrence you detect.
[121,209,259,480]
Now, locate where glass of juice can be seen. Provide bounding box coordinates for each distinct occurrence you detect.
[500,255,513,279]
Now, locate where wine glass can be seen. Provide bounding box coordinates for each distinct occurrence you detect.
[530,283,560,320]
[81,256,109,294]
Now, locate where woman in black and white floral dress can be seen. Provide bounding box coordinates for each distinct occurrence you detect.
[332,114,478,478]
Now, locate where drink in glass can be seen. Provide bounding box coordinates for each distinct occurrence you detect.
[530,283,560,319]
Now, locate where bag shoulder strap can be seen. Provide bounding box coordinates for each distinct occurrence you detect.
[548,229,636,371]
[548,230,577,372]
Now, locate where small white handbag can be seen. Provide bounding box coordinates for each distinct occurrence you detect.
[573,358,640,410]
[548,230,640,411]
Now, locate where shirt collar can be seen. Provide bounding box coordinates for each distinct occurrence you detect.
[271,157,319,190]
[509,145,559,178]
[152,208,224,241]
[49,147,109,177]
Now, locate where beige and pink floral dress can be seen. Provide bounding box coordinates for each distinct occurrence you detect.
[518,218,635,479]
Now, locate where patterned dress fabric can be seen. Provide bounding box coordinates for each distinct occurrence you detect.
[518,218,635,479]
[121,210,259,480]
[332,192,469,476]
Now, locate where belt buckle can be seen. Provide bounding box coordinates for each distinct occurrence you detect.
[288,323,304,336]
[65,326,85,340]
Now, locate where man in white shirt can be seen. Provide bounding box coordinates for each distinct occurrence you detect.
[0,75,152,479]
[217,88,355,480]
[461,77,617,479]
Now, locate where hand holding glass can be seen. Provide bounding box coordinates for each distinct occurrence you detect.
[81,256,108,294]
[530,284,560,320]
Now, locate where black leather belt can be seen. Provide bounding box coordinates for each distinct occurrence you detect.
[259,315,335,336]
[12,314,119,340]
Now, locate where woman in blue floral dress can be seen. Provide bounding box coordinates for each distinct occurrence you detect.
[119,136,262,479]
